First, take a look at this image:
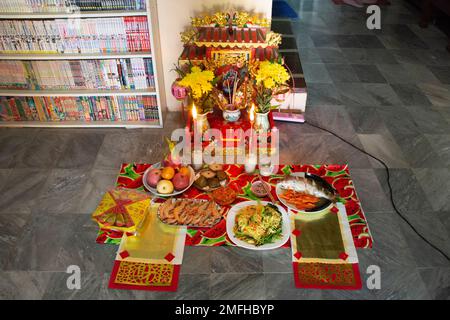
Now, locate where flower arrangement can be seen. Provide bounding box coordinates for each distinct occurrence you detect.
[252,60,290,113]
[177,65,216,114]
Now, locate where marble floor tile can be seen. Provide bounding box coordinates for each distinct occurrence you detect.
[396,209,450,267]
[3,214,80,271]
[298,47,323,62]
[0,271,51,299]
[0,213,31,270]
[335,83,380,107]
[348,168,393,213]
[0,169,50,214]
[288,133,372,169]
[392,133,446,168]
[310,33,339,48]
[419,268,450,300]
[374,168,433,212]
[363,84,403,106]
[316,48,347,64]
[325,63,359,83]
[0,168,12,192]
[405,105,450,134]
[301,63,332,83]
[94,131,165,170]
[295,34,316,49]
[210,247,263,274]
[413,168,450,212]
[418,83,450,107]
[35,169,91,214]
[210,273,265,300]
[425,134,450,167]
[414,49,450,66]
[0,130,38,168]
[334,35,363,48]
[264,273,322,300]
[399,218,450,268]
[376,106,423,136]
[390,84,433,106]
[428,66,450,85]
[341,48,398,65]
[77,168,119,215]
[12,131,71,169]
[262,248,292,273]
[56,227,117,274]
[180,247,211,275]
[42,271,104,300]
[401,63,441,85]
[345,106,390,134]
[306,83,343,106]
[358,134,409,168]
[361,267,430,299]
[356,212,417,270]
[388,49,424,65]
[351,64,387,84]
[56,133,105,169]
[353,35,385,49]
[377,63,415,84]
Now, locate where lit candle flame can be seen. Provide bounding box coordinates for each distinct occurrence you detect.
[192,103,197,120]
[249,104,255,122]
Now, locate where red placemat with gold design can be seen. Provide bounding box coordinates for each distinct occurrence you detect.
[290,203,362,290]
[96,163,372,249]
[108,203,186,292]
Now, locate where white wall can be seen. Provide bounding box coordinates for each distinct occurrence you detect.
[155,0,273,111]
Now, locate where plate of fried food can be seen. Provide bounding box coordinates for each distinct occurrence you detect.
[157,198,224,227]
[276,173,336,213]
[226,201,290,250]
[193,164,230,192]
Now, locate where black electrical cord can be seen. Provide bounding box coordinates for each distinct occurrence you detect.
[304,120,450,262]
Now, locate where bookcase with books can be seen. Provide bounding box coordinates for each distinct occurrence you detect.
[0,0,164,128]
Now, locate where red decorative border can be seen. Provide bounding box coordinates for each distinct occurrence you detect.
[108,261,181,292]
[292,262,362,290]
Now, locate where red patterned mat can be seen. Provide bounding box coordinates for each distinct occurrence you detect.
[96,164,373,249]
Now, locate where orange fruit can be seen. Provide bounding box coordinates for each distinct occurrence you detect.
[161,166,175,180]
[178,166,190,177]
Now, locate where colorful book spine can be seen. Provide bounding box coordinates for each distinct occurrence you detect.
[0,1,146,13]
[0,17,151,54]
[0,95,159,123]
[0,58,155,91]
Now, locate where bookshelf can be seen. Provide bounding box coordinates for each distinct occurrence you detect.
[0,0,165,128]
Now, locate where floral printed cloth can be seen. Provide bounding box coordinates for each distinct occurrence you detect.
[96,163,373,249]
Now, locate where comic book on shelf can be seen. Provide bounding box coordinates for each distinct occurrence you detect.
[0,17,150,54]
[0,95,159,122]
[0,59,155,90]
[0,1,147,13]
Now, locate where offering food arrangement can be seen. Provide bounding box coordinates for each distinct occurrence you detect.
[89,9,372,293]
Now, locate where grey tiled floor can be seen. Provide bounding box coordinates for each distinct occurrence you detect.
[1,0,450,299]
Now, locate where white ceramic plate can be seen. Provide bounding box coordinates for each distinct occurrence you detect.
[226,201,290,251]
[142,162,195,197]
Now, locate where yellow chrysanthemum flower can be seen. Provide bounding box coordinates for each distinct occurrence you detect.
[178,66,215,100]
[255,61,290,89]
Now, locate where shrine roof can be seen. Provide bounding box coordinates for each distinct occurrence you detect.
[195,27,269,48]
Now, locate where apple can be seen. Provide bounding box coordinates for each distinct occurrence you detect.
[172,172,190,191]
[146,169,162,188]
[156,180,174,194]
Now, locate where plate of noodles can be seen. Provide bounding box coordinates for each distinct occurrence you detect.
[226,201,290,250]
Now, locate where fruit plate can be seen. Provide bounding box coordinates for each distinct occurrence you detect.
[275,172,335,214]
[193,168,230,192]
[157,198,223,227]
[142,162,195,197]
[226,201,290,251]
